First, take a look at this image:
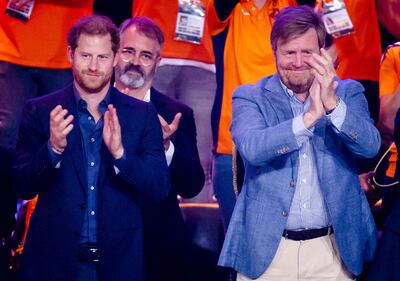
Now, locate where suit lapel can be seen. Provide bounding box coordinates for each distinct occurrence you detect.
[61,86,88,195]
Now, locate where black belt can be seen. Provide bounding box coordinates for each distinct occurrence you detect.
[283,226,333,241]
[78,243,100,263]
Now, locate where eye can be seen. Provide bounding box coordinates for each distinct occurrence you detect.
[122,49,134,55]
[141,53,153,60]
[98,55,110,61]
[81,54,91,59]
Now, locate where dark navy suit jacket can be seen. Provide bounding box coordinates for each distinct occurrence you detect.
[12,84,170,281]
[142,88,204,281]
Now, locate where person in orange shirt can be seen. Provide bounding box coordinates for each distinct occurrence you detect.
[375,43,400,219]
[366,44,400,278]
[207,0,296,229]
[0,0,93,155]
[132,0,216,202]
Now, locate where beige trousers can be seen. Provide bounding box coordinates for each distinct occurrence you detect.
[238,234,355,281]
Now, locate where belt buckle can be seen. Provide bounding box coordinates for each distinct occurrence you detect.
[89,247,99,262]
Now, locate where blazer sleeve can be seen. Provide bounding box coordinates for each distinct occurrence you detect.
[169,107,205,198]
[12,101,57,199]
[231,86,301,167]
[113,103,170,202]
[331,81,381,158]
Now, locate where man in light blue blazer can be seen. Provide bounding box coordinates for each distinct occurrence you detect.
[218,6,380,281]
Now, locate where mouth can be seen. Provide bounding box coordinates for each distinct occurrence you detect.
[84,72,102,77]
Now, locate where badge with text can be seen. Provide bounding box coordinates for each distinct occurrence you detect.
[174,0,206,44]
[322,0,354,38]
[6,0,34,22]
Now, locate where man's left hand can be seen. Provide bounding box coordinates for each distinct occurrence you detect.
[309,48,338,112]
[158,113,182,151]
[103,104,124,159]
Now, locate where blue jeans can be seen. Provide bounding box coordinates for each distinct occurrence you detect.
[0,61,72,151]
[213,154,237,230]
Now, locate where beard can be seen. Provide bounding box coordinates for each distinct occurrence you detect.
[73,69,111,94]
[278,67,314,94]
[115,63,155,90]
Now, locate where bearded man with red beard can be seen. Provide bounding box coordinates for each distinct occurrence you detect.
[12,15,169,281]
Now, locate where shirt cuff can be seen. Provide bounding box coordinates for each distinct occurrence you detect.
[293,115,313,147]
[326,98,346,131]
[165,141,175,166]
[113,150,127,174]
[47,142,62,168]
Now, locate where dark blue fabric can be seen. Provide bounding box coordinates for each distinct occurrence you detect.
[73,86,110,244]
[13,85,169,281]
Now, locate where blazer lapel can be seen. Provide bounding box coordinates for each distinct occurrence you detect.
[61,87,88,195]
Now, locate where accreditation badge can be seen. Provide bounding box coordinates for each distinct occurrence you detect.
[321,0,354,38]
[6,0,34,21]
[174,0,206,45]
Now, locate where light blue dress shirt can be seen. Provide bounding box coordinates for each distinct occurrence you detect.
[280,81,347,230]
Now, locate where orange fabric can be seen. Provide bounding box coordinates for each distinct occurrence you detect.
[132,0,215,64]
[379,43,400,178]
[334,0,381,81]
[207,0,296,154]
[22,196,38,247]
[0,1,93,69]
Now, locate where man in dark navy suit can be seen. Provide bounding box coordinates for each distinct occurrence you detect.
[114,17,205,281]
[12,15,169,281]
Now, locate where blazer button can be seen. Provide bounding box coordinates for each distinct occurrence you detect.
[282,211,288,217]
[289,180,296,188]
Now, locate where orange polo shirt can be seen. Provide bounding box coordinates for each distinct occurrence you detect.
[334,0,381,81]
[0,1,93,69]
[132,0,215,64]
[380,43,400,177]
[207,0,296,154]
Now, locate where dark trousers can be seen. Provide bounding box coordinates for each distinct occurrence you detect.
[77,262,99,281]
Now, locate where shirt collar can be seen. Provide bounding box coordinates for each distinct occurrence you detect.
[143,89,151,103]
[73,84,111,114]
[279,78,295,98]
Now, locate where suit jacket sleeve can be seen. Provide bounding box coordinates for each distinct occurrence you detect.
[169,107,205,198]
[231,85,301,167]
[12,101,58,199]
[113,103,170,202]
[329,81,381,158]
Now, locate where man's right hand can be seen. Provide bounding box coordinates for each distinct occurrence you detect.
[49,105,74,154]
[304,79,324,129]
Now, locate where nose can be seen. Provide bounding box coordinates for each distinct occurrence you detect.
[88,57,99,71]
[130,54,141,65]
[294,53,303,67]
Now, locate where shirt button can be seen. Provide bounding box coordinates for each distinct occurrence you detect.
[90,162,95,167]
[302,178,306,184]
[302,153,307,159]
[90,137,95,143]
[282,211,287,217]
[302,203,307,209]
[90,211,95,216]
[90,186,95,191]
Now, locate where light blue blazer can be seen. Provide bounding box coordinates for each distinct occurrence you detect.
[218,74,380,279]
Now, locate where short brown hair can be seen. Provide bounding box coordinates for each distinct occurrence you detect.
[270,6,326,52]
[67,15,120,54]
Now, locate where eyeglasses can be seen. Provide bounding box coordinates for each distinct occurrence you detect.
[119,48,158,66]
